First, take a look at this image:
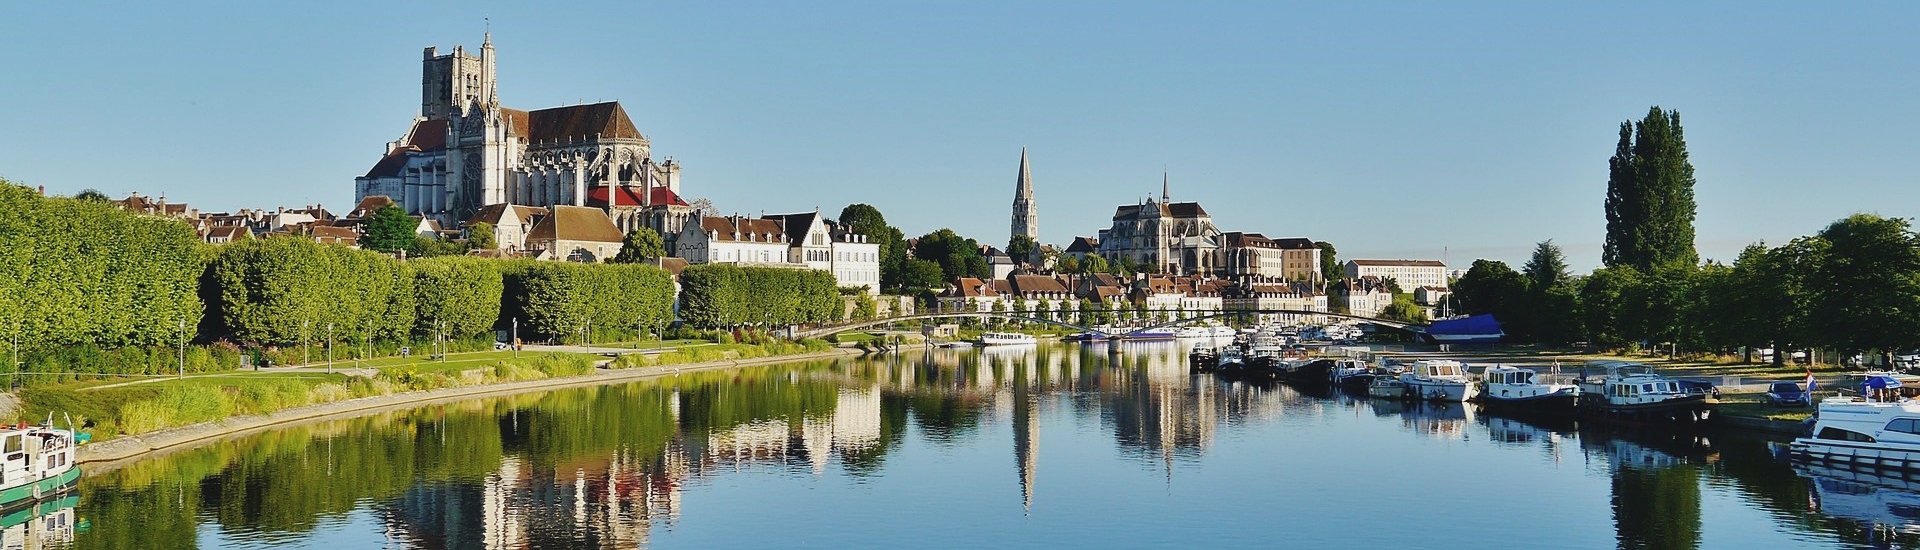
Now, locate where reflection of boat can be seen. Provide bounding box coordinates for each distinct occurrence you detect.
[1401,360,1474,402]
[938,341,975,349]
[1484,415,1573,445]
[978,332,1038,346]
[1126,327,1178,341]
[1188,346,1219,372]
[1479,365,1578,416]
[1575,361,1714,423]
[0,424,80,509]
[1791,397,1920,471]
[1402,402,1472,439]
[1795,462,1920,535]
[0,493,77,547]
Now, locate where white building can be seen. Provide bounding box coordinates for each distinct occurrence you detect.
[1334,278,1395,319]
[1345,259,1448,290]
[675,216,790,265]
[764,212,882,294]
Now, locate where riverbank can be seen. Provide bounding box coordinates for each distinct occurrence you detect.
[76,347,862,469]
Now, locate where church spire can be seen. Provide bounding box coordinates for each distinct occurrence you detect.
[1011,148,1038,245]
[1161,171,1169,203]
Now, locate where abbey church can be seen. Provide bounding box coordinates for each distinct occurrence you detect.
[354,33,694,241]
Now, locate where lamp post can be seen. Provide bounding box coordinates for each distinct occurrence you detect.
[303,319,311,367]
[327,322,334,374]
[511,317,519,358]
[178,316,187,380]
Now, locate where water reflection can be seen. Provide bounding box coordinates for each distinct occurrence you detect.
[61,343,1920,548]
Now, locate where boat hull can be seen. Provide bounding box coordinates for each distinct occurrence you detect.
[1479,390,1579,416]
[0,467,79,509]
[1577,394,1714,423]
[1406,380,1472,402]
[1790,439,1920,474]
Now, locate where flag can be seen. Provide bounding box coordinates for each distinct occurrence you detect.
[1806,370,1817,393]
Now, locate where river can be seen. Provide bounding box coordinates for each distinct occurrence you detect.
[30,342,1920,548]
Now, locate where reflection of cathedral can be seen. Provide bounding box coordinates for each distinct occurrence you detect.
[355,33,696,241]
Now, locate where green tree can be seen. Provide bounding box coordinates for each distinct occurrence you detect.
[1007,235,1037,266]
[1523,240,1570,290]
[1081,254,1110,275]
[853,292,878,321]
[1522,240,1581,344]
[362,204,415,254]
[468,221,497,250]
[901,259,947,291]
[1603,106,1699,272]
[1056,255,1080,275]
[1316,241,1340,282]
[1810,214,1920,361]
[1380,294,1429,324]
[74,188,109,202]
[1579,267,1642,349]
[407,234,468,258]
[1381,277,1404,295]
[612,227,666,263]
[913,229,988,280]
[1450,260,1528,339]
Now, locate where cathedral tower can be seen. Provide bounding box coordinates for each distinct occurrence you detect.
[1011,148,1038,245]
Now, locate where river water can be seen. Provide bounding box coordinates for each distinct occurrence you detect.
[31,342,1920,548]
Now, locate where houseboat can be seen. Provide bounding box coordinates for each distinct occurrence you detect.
[1479,365,1579,416]
[1216,348,1247,375]
[1574,361,1715,423]
[1333,360,1377,392]
[1400,360,1476,402]
[1368,376,1409,399]
[0,423,81,510]
[1188,345,1219,372]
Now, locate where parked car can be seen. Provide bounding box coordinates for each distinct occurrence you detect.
[1764,381,1811,407]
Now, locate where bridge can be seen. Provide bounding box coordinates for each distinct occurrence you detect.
[794,309,1427,340]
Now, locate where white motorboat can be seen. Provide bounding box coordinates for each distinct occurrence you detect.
[1175,326,1212,339]
[1369,376,1408,399]
[978,332,1038,346]
[0,423,81,509]
[1210,326,1237,338]
[1400,360,1475,402]
[1790,397,1920,471]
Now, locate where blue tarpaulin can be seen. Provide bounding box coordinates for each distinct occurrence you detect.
[1428,314,1503,338]
[1864,376,1901,390]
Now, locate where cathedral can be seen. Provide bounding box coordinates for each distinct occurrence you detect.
[355,33,695,246]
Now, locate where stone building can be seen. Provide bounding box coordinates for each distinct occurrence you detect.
[1344,259,1449,290]
[1219,233,1322,282]
[1094,177,1220,275]
[525,205,625,262]
[355,33,696,248]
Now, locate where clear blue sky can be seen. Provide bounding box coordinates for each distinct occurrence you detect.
[3,2,1915,272]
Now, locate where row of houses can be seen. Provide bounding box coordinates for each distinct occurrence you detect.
[937,273,1337,326]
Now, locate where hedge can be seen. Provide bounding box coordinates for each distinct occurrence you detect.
[501,261,674,342]
[678,264,841,328]
[204,236,416,346]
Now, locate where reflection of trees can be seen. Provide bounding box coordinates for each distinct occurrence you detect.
[1586,429,1711,550]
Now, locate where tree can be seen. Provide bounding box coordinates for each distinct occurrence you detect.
[1056,255,1080,275]
[1579,267,1642,349]
[1523,240,1570,291]
[688,197,719,217]
[612,227,666,263]
[1450,259,1528,339]
[1007,235,1037,266]
[468,222,497,250]
[1081,255,1110,275]
[900,259,946,291]
[1381,277,1404,295]
[1603,106,1699,272]
[1380,294,1429,324]
[74,189,109,202]
[407,235,467,258]
[1810,214,1920,362]
[362,204,415,254]
[912,229,988,280]
[1316,241,1340,282]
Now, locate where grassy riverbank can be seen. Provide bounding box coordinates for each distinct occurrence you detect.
[14,337,839,442]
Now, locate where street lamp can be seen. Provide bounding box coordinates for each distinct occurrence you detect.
[327,322,334,374]
[178,316,187,380]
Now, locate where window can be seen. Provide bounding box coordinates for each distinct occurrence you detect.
[3,436,18,454]
[1890,419,1920,435]
[1818,427,1877,443]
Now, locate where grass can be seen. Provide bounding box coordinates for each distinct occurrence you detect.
[17,351,605,442]
[609,339,833,369]
[1716,398,1816,422]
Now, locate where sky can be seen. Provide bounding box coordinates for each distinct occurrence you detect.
[2,2,1915,272]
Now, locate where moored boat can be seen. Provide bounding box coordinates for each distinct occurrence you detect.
[1478,365,1578,416]
[1574,361,1714,423]
[978,332,1038,346]
[0,424,81,510]
[1368,376,1408,399]
[1333,360,1376,392]
[1401,360,1476,402]
[1189,345,1219,372]
[1215,348,1247,375]
[1125,327,1179,341]
[1790,397,1920,471]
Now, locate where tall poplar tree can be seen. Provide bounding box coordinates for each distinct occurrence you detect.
[1603,106,1699,272]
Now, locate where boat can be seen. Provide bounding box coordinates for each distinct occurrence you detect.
[1175,326,1212,339]
[937,341,975,349]
[1210,326,1237,338]
[978,332,1038,346]
[1124,327,1178,341]
[1574,361,1715,423]
[1333,360,1376,392]
[1400,360,1476,402]
[0,423,81,510]
[1424,314,1504,344]
[1188,345,1219,372]
[1368,376,1408,399]
[1215,348,1247,375]
[1789,397,1920,471]
[1281,358,1338,386]
[1478,365,1578,416]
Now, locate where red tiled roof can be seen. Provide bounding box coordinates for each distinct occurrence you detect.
[586,185,689,208]
[408,119,448,151]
